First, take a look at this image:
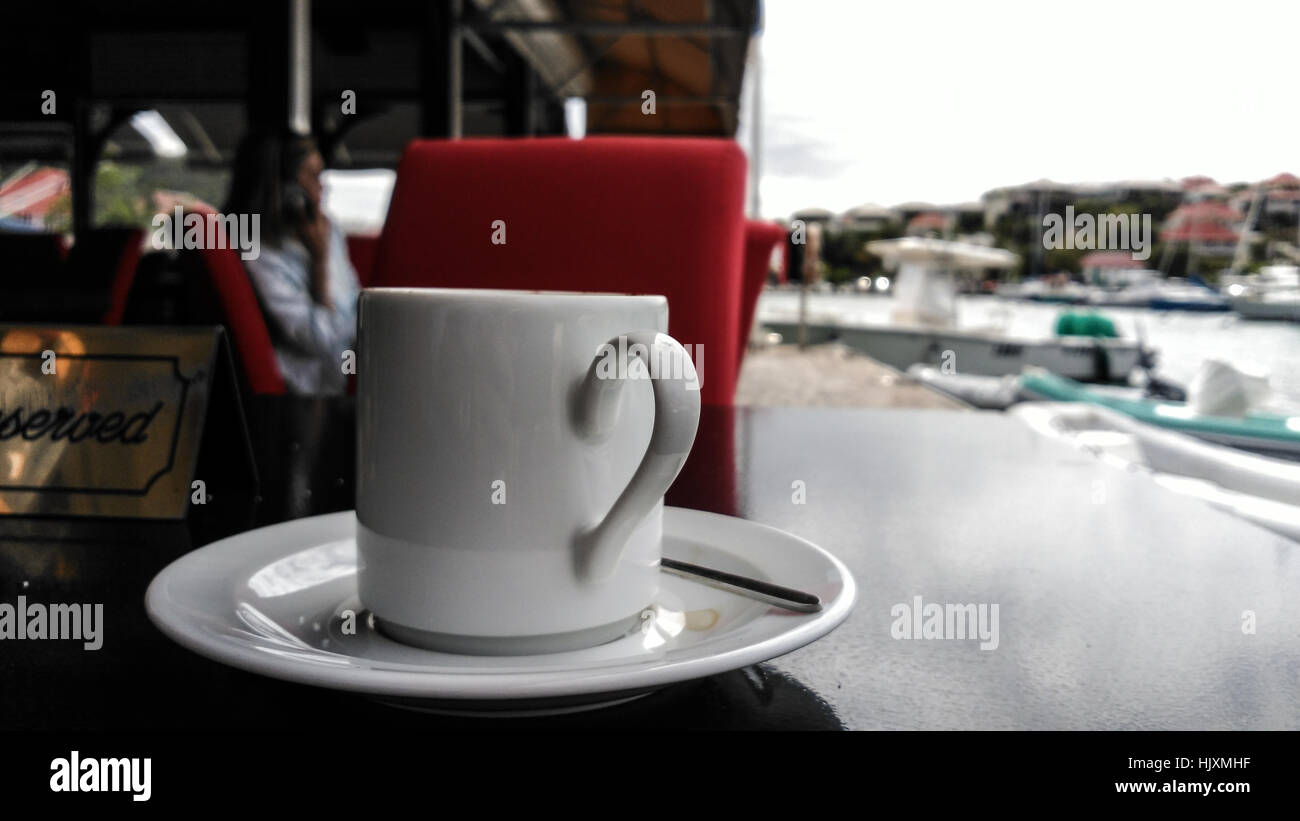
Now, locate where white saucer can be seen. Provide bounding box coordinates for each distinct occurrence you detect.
[145,507,855,714]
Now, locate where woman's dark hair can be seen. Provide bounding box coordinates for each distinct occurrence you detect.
[224,129,318,246]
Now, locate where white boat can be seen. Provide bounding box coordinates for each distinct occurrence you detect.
[1225,265,1300,320]
[1231,292,1300,321]
[1145,278,1231,312]
[995,276,1090,304]
[905,365,1021,409]
[1088,277,1229,312]
[1221,264,1300,297]
[761,237,1144,383]
[1014,401,1300,542]
[826,323,1141,381]
[1087,286,1160,308]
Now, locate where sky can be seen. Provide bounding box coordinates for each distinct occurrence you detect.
[745,0,1300,219]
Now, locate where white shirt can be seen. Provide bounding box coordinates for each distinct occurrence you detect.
[244,223,360,395]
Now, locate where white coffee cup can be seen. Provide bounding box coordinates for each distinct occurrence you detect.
[355,288,701,655]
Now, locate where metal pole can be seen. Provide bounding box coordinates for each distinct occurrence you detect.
[1032,189,1045,276]
[423,0,462,138]
[747,36,762,218]
[461,21,744,36]
[1230,185,1263,274]
[798,277,808,349]
[289,0,311,135]
[450,0,463,138]
[798,223,820,349]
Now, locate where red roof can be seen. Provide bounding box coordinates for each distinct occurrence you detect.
[905,211,950,233]
[1165,201,1242,224]
[0,167,69,222]
[1160,220,1239,243]
[1263,172,1300,189]
[1180,175,1217,191]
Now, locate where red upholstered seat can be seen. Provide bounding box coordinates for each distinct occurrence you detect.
[166,203,285,394]
[346,233,380,287]
[194,242,287,394]
[98,228,145,325]
[372,137,749,406]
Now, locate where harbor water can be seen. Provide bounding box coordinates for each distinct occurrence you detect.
[757,290,1300,411]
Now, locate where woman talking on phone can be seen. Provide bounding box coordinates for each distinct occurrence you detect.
[224,130,361,395]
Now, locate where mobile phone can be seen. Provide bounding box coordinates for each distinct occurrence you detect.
[282,182,315,224]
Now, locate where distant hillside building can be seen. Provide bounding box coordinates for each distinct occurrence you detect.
[1160,200,1241,255]
[1263,172,1300,188]
[1262,172,1300,221]
[789,207,835,227]
[839,202,897,232]
[981,179,1076,228]
[905,210,952,237]
[892,201,939,225]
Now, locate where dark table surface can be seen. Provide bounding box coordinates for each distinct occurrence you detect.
[2,397,1297,731]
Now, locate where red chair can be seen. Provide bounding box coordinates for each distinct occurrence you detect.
[152,205,287,394]
[372,136,759,406]
[346,233,380,288]
[95,228,145,325]
[193,242,287,394]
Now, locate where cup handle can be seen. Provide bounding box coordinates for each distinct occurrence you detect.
[573,330,701,582]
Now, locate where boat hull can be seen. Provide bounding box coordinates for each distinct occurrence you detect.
[1020,370,1300,461]
[1015,402,1300,542]
[1231,298,1300,322]
[761,321,1141,383]
[1148,299,1230,312]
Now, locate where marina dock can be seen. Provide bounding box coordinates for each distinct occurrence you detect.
[736,342,967,409]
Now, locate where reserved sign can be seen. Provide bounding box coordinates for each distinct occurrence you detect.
[1,400,164,447]
[0,325,243,519]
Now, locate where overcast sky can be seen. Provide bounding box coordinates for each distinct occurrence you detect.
[746,0,1300,219]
